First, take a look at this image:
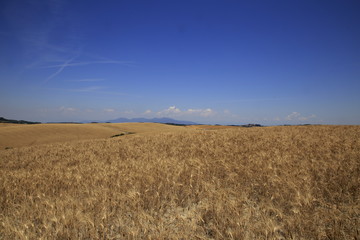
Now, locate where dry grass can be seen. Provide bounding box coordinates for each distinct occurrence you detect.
[185,125,239,130]
[1,125,359,239]
[0,123,189,148]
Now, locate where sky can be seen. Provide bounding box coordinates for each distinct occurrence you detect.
[1,0,359,125]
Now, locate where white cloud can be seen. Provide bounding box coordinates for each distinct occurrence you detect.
[144,109,152,114]
[202,109,214,117]
[104,108,115,113]
[158,106,181,116]
[186,108,214,117]
[286,112,301,121]
[58,106,76,113]
[299,114,317,121]
[123,110,135,115]
[59,106,76,112]
[157,106,215,118]
[286,112,317,122]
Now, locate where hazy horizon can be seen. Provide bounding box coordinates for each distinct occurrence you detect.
[1,1,359,125]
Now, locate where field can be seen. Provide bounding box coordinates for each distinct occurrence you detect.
[0,123,190,149]
[0,123,359,239]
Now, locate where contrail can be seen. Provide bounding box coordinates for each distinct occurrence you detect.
[44,56,77,83]
[42,60,134,68]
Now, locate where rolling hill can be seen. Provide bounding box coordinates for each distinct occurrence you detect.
[106,117,198,125]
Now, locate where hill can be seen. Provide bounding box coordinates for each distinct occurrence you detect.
[107,117,198,125]
[0,117,40,124]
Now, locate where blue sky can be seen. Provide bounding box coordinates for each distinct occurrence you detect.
[1,0,359,124]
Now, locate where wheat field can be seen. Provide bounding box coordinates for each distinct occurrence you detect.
[1,124,359,239]
[0,123,190,149]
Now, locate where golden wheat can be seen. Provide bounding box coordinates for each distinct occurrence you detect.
[0,123,190,148]
[1,125,359,239]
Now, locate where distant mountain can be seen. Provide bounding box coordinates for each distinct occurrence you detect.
[0,117,41,124]
[227,123,263,128]
[107,117,198,125]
